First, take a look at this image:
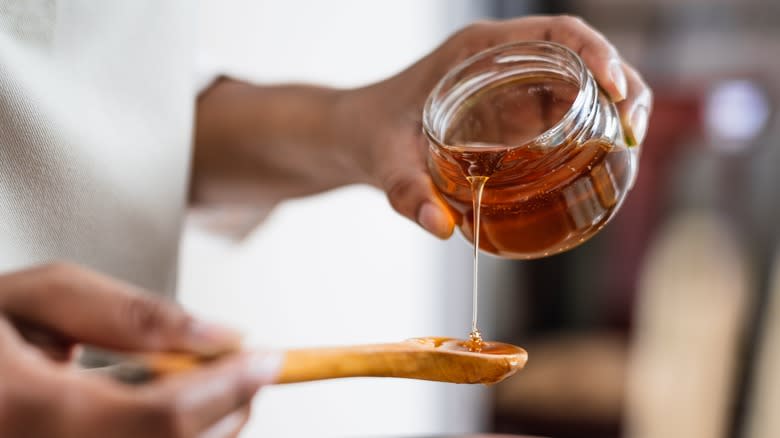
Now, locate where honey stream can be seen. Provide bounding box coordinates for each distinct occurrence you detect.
[466,175,489,352]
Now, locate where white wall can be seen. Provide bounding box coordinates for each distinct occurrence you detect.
[180,1,488,437]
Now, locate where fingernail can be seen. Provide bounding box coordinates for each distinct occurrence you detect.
[627,104,649,146]
[246,351,284,386]
[417,202,450,239]
[609,60,627,101]
[189,320,244,356]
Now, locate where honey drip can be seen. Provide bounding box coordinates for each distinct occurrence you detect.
[466,175,488,352]
[465,330,484,352]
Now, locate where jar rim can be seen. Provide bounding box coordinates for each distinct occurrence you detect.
[422,40,591,151]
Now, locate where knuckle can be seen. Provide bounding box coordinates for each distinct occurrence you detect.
[384,174,417,215]
[639,79,653,101]
[122,294,180,339]
[444,21,505,68]
[464,20,494,34]
[643,88,655,110]
[624,65,653,102]
[557,14,586,28]
[453,20,495,48]
[41,261,80,280]
[638,83,652,100]
[36,261,85,294]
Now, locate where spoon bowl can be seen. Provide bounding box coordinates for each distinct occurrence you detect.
[279,336,527,385]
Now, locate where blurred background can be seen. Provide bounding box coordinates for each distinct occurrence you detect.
[181,0,780,437]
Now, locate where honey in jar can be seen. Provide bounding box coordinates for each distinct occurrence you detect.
[424,41,638,259]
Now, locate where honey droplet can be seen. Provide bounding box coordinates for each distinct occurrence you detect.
[465,330,485,352]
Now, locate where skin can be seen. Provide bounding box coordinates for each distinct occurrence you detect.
[192,16,652,239]
[0,263,280,438]
[1,16,652,437]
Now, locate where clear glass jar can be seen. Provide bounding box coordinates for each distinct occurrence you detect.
[424,41,639,259]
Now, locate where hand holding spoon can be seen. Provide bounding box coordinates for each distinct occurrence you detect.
[110,337,527,385]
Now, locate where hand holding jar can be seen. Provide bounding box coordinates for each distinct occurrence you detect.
[337,16,652,243]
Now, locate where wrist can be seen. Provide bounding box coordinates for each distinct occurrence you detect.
[331,85,390,188]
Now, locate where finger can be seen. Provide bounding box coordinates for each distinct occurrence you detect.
[0,342,77,438]
[378,133,455,239]
[197,405,251,438]
[0,317,68,370]
[18,353,263,438]
[383,168,454,239]
[0,317,24,351]
[143,351,281,436]
[0,263,242,355]
[14,320,76,362]
[615,64,653,146]
[541,16,626,101]
[0,318,49,362]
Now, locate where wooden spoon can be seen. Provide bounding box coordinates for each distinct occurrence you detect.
[110,337,527,385]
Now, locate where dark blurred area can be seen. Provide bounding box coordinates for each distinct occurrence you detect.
[486,1,780,437]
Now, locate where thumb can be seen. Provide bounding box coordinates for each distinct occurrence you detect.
[0,263,242,356]
[382,169,455,239]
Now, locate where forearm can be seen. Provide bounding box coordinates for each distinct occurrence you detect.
[191,78,373,206]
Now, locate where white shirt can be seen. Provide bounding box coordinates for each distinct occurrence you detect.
[0,0,199,295]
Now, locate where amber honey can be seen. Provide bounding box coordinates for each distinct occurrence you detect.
[427,76,636,259]
[419,336,523,355]
[441,339,522,355]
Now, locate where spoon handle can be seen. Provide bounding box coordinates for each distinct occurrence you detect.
[278,343,427,383]
[105,342,419,384]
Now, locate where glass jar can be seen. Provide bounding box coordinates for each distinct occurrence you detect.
[424,41,639,259]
